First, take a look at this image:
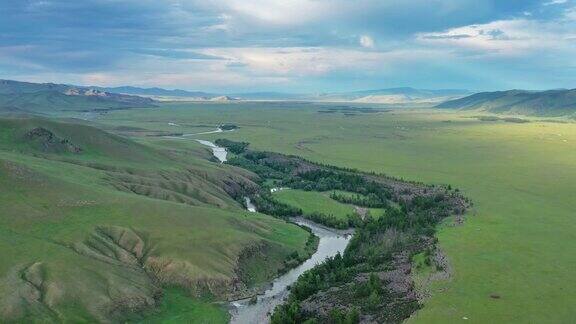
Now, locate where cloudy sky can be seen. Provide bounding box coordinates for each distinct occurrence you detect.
[1,0,575,92]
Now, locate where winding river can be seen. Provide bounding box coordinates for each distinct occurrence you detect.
[229,218,352,324]
[196,139,227,163]
[164,127,229,163]
[201,140,352,323]
[167,129,353,323]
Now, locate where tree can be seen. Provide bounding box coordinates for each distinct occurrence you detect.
[345,308,360,324]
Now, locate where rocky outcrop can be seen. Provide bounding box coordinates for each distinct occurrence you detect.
[63,88,155,107]
[24,127,82,154]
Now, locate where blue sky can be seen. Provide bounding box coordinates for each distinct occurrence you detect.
[1,0,575,92]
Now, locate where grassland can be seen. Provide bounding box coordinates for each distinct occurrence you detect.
[95,101,576,323]
[272,189,384,221]
[139,289,229,324]
[0,116,312,322]
[273,189,355,221]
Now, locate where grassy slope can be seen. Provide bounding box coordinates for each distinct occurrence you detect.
[97,102,576,323]
[437,89,576,117]
[139,289,228,324]
[0,79,156,114]
[0,117,311,322]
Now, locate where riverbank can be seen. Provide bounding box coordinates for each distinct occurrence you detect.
[196,139,227,163]
[212,139,468,322]
[230,219,353,323]
[175,132,467,323]
[185,138,339,323]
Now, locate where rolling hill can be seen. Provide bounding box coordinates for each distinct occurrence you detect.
[315,87,472,103]
[80,82,473,103]
[436,89,576,116]
[231,87,471,103]
[0,116,311,322]
[0,80,156,114]
[94,85,215,98]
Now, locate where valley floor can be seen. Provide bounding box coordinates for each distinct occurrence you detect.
[95,102,576,323]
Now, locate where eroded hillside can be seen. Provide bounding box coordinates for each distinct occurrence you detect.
[0,117,313,322]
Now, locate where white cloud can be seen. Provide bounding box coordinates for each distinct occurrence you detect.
[416,16,576,56]
[565,6,576,20]
[79,69,289,89]
[194,0,490,33]
[6,0,576,90]
[199,46,443,77]
[359,35,375,48]
[202,14,232,32]
[204,0,333,26]
[543,0,567,6]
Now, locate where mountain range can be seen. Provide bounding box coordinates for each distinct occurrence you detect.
[0,80,474,111]
[97,85,473,103]
[3,79,576,117]
[0,80,155,114]
[313,87,473,104]
[437,89,576,117]
[93,85,214,98]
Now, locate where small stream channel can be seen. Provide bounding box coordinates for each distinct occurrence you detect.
[167,129,354,324]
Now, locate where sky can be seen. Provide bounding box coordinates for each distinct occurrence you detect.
[0,0,575,92]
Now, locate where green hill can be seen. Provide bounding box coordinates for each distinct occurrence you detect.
[0,79,71,94]
[0,80,156,114]
[0,117,311,322]
[436,89,576,116]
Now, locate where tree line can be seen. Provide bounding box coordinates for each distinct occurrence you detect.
[218,138,468,322]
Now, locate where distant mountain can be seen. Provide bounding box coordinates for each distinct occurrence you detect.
[436,89,576,116]
[329,87,470,97]
[96,87,304,101]
[0,79,69,94]
[94,86,214,98]
[0,79,473,110]
[91,84,472,103]
[209,95,239,102]
[228,87,471,102]
[228,92,306,101]
[315,87,472,104]
[0,80,156,114]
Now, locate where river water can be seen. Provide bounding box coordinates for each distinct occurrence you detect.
[163,127,228,163]
[197,140,352,323]
[182,128,224,136]
[167,131,353,323]
[196,139,227,163]
[229,218,352,324]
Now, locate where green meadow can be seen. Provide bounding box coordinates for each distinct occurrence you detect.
[0,117,312,322]
[273,189,355,221]
[272,189,384,221]
[97,101,576,323]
